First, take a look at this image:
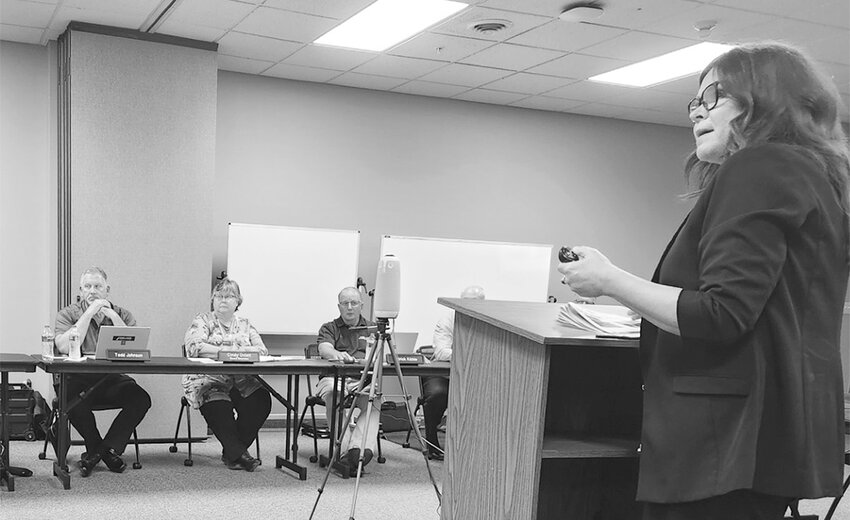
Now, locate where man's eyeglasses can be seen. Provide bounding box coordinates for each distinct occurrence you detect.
[338,301,362,308]
[687,81,724,115]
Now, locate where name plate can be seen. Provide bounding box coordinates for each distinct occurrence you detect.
[385,353,424,365]
[106,349,151,362]
[218,351,259,363]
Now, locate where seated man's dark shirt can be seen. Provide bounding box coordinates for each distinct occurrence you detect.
[317,316,375,359]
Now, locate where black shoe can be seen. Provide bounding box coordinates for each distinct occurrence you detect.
[346,448,374,477]
[100,447,126,473]
[78,451,101,477]
[427,449,444,461]
[227,452,260,472]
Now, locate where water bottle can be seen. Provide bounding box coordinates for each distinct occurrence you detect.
[41,325,54,359]
[68,324,81,359]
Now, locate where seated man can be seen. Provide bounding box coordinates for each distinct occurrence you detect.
[315,287,379,476]
[53,267,152,477]
[422,285,485,460]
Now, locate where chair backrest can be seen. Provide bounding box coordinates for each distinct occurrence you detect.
[181,344,187,357]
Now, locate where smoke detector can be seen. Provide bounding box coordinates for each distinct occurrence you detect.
[693,20,717,39]
[468,19,512,35]
[559,3,605,23]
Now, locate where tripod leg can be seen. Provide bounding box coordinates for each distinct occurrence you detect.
[384,334,443,504]
[309,346,379,520]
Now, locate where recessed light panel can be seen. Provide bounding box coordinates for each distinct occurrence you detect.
[315,0,468,52]
[589,42,734,87]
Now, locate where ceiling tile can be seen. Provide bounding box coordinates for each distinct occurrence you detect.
[262,0,373,21]
[566,102,674,126]
[484,0,700,31]
[217,54,274,75]
[235,6,336,42]
[48,5,152,34]
[453,88,529,105]
[580,31,696,62]
[0,0,56,28]
[388,32,494,62]
[506,20,627,52]
[155,20,226,42]
[283,44,376,71]
[545,79,639,103]
[262,62,341,82]
[459,42,562,70]
[328,72,408,90]
[483,72,573,95]
[709,0,817,18]
[164,0,254,30]
[61,0,160,14]
[391,80,470,98]
[528,52,627,79]
[508,95,586,112]
[787,0,849,28]
[352,55,446,80]
[0,23,43,44]
[217,31,302,62]
[648,4,776,42]
[418,62,513,87]
[432,6,550,42]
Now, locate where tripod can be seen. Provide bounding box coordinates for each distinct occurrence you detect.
[309,318,442,519]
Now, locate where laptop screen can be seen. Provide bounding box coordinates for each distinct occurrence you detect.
[94,326,151,359]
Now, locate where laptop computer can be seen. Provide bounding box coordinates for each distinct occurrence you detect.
[94,326,151,360]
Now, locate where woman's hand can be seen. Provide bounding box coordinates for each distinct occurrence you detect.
[557,246,618,298]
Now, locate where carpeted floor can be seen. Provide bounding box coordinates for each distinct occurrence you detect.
[0,428,444,520]
[1,428,847,519]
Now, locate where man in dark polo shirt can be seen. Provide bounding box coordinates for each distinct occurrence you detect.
[315,286,378,476]
[53,266,151,477]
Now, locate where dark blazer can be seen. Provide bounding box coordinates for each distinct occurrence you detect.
[637,143,849,503]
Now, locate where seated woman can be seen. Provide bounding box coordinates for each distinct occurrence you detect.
[182,278,271,472]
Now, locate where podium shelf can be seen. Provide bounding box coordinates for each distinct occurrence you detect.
[541,433,640,459]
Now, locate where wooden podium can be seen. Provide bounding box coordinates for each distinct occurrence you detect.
[438,298,643,520]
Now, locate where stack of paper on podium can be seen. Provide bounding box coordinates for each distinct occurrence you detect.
[557,302,641,338]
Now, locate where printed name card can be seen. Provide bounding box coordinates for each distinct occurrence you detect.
[107,349,151,361]
[385,353,424,365]
[218,350,259,363]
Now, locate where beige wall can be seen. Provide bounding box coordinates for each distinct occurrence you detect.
[214,71,694,310]
[0,41,55,396]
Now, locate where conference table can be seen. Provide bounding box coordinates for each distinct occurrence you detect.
[0,353,40,491]
[38,355,336,489]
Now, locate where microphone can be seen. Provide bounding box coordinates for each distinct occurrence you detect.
[558,246,579,263]
[373,254,401,319]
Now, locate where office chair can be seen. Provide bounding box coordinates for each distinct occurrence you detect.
[294,344,387,478]
[38,398,141,470]
[168,345,260,467]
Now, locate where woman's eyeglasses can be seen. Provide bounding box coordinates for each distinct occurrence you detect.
[687,81,724,115]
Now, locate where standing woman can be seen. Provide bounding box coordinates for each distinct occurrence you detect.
[183,278,271,472]
[560,42,850,519]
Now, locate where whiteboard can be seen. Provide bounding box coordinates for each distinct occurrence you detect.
[226,223,360,334]
[379,235,552,350]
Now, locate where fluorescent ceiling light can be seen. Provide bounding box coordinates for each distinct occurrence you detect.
[314,0,468,52]
[589,42,734,87]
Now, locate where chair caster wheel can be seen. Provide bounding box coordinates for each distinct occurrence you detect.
[309,455,318,463]
[132,462,142,470]
[184,459,193,467]
[378,456,386,464]
[38,453,46,460]
[169,446,177,453]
